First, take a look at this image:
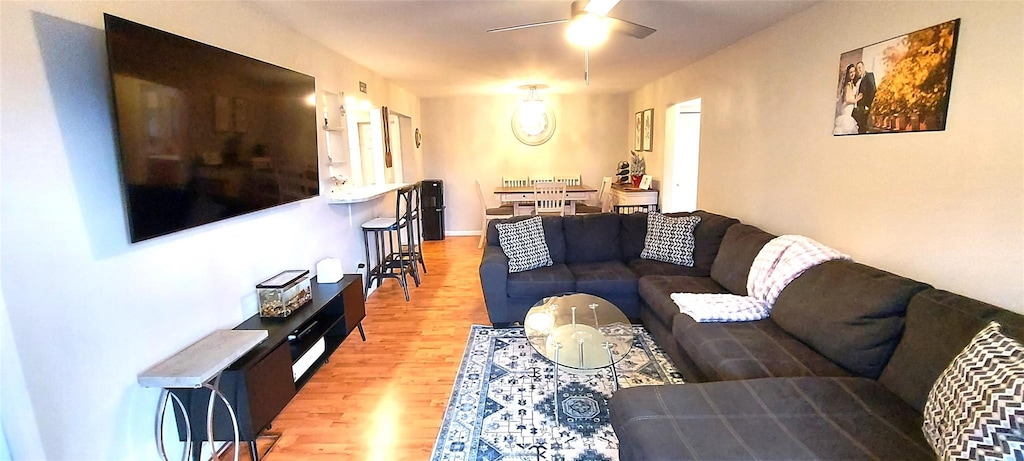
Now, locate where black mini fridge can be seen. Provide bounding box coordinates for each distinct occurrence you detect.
[421,179,445,240]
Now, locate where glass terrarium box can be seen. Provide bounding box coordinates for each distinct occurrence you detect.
[257,270,312,318]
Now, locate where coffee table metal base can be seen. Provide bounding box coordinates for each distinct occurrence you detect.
[551,340,620,427]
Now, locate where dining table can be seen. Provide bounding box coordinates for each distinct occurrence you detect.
[494,184,598,216]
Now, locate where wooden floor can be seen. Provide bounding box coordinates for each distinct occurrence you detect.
[237,236,491,460]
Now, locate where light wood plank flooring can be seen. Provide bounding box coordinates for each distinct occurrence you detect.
[246,236,490,460]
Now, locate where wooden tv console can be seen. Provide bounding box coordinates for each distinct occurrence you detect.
[171,274,365,460]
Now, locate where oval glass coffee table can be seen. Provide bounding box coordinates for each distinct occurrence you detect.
[523,293,634,425]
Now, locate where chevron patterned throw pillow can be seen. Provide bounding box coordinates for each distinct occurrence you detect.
[923,322,1024,460]
[496,216,553,273]
[640,212,701,266]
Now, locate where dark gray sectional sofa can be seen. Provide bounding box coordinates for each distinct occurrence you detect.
[478,211,1024,460]
[479,211,738,325]
[614,221,1024,460]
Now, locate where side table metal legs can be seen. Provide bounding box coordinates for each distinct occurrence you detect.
[203,375,242,461]
[156,390,192,461]
[154,374,247,461]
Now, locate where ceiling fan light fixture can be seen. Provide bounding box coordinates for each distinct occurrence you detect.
[566,14,609,48]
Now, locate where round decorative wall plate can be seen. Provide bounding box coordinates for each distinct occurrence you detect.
[511,104,556,146]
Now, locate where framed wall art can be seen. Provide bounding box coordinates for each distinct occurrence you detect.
[833,19,960,136]
[634,111,643,151]
[642,108,653,151]
[638,174,652,190]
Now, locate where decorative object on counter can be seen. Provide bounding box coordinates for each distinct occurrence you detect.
[257,270,312,317]
[315,258,343,284]
[381,106,394,168]
[616,160,630,185]
[630,150,646,187]
[639,174,653,190]
[330,174,349,189]
[642,108,654,151]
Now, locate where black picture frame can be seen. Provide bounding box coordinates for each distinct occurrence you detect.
[642,108,653,151]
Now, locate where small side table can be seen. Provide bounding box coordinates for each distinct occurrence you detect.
[139,329,268,461]
[609,183,658,213]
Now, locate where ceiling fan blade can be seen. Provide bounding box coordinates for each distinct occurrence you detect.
[607,16,656,39]
[487,19,569,33]
[583,0,620,16]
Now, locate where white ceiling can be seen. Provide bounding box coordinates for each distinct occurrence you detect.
[251,0,819,98]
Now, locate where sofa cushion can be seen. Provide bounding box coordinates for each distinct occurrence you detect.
[923,322,1024,459]
[627,259,706,278]
[620,212,649,261]
[610,377,934,461]
[568,261,638,299]
[879,289,1024,412]
[621,211,740,273]
[506,263,575,298]
[641,212,701,266]
[562,213,622,263]
[488,215,566,264]
[674,316,852,381]
[638,275,729,327]
[679,210,741,275]
[496,216,552,273]
[710,224,776,295]
[770,260,930,379]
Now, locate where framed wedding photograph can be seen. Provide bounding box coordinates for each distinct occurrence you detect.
[642,108,653,151]
[832,18,960,136]
[634,111,643,151]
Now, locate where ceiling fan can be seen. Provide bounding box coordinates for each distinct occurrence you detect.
[487,0,656,85]
[487,0,655,40]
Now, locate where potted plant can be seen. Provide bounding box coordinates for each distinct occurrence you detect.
[630,151,646,188]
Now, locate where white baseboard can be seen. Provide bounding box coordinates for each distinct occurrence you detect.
[445,230,482,237]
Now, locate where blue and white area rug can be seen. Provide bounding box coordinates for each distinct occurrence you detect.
[431,325,684,461]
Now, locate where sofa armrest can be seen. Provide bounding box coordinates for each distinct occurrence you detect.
[480,245,511,323]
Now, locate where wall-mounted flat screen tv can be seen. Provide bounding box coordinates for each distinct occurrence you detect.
[104,14,319,243]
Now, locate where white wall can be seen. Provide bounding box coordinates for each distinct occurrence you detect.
[421,93,628,233]
[0,2,419,459]
[630,1,1023,312]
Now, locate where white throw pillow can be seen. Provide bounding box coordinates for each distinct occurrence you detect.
[641,212,701,266]
[496,216,553,273]
[923,321,1024,460]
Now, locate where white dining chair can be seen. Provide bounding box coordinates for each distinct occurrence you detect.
[554,175,581,186]
[576,176,612,214]
[533,181,566,216]
[501,176,532,214]
[476,180,515,248]
[502,176,529,188]
[528,176,553,185]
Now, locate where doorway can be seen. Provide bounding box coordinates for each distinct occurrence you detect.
[664,98,701,212]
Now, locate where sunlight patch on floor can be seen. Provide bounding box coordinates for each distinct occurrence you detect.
[366,383,401,460]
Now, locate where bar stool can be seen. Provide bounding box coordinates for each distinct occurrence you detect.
[400,182,427,277]
[361,185,418,301]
